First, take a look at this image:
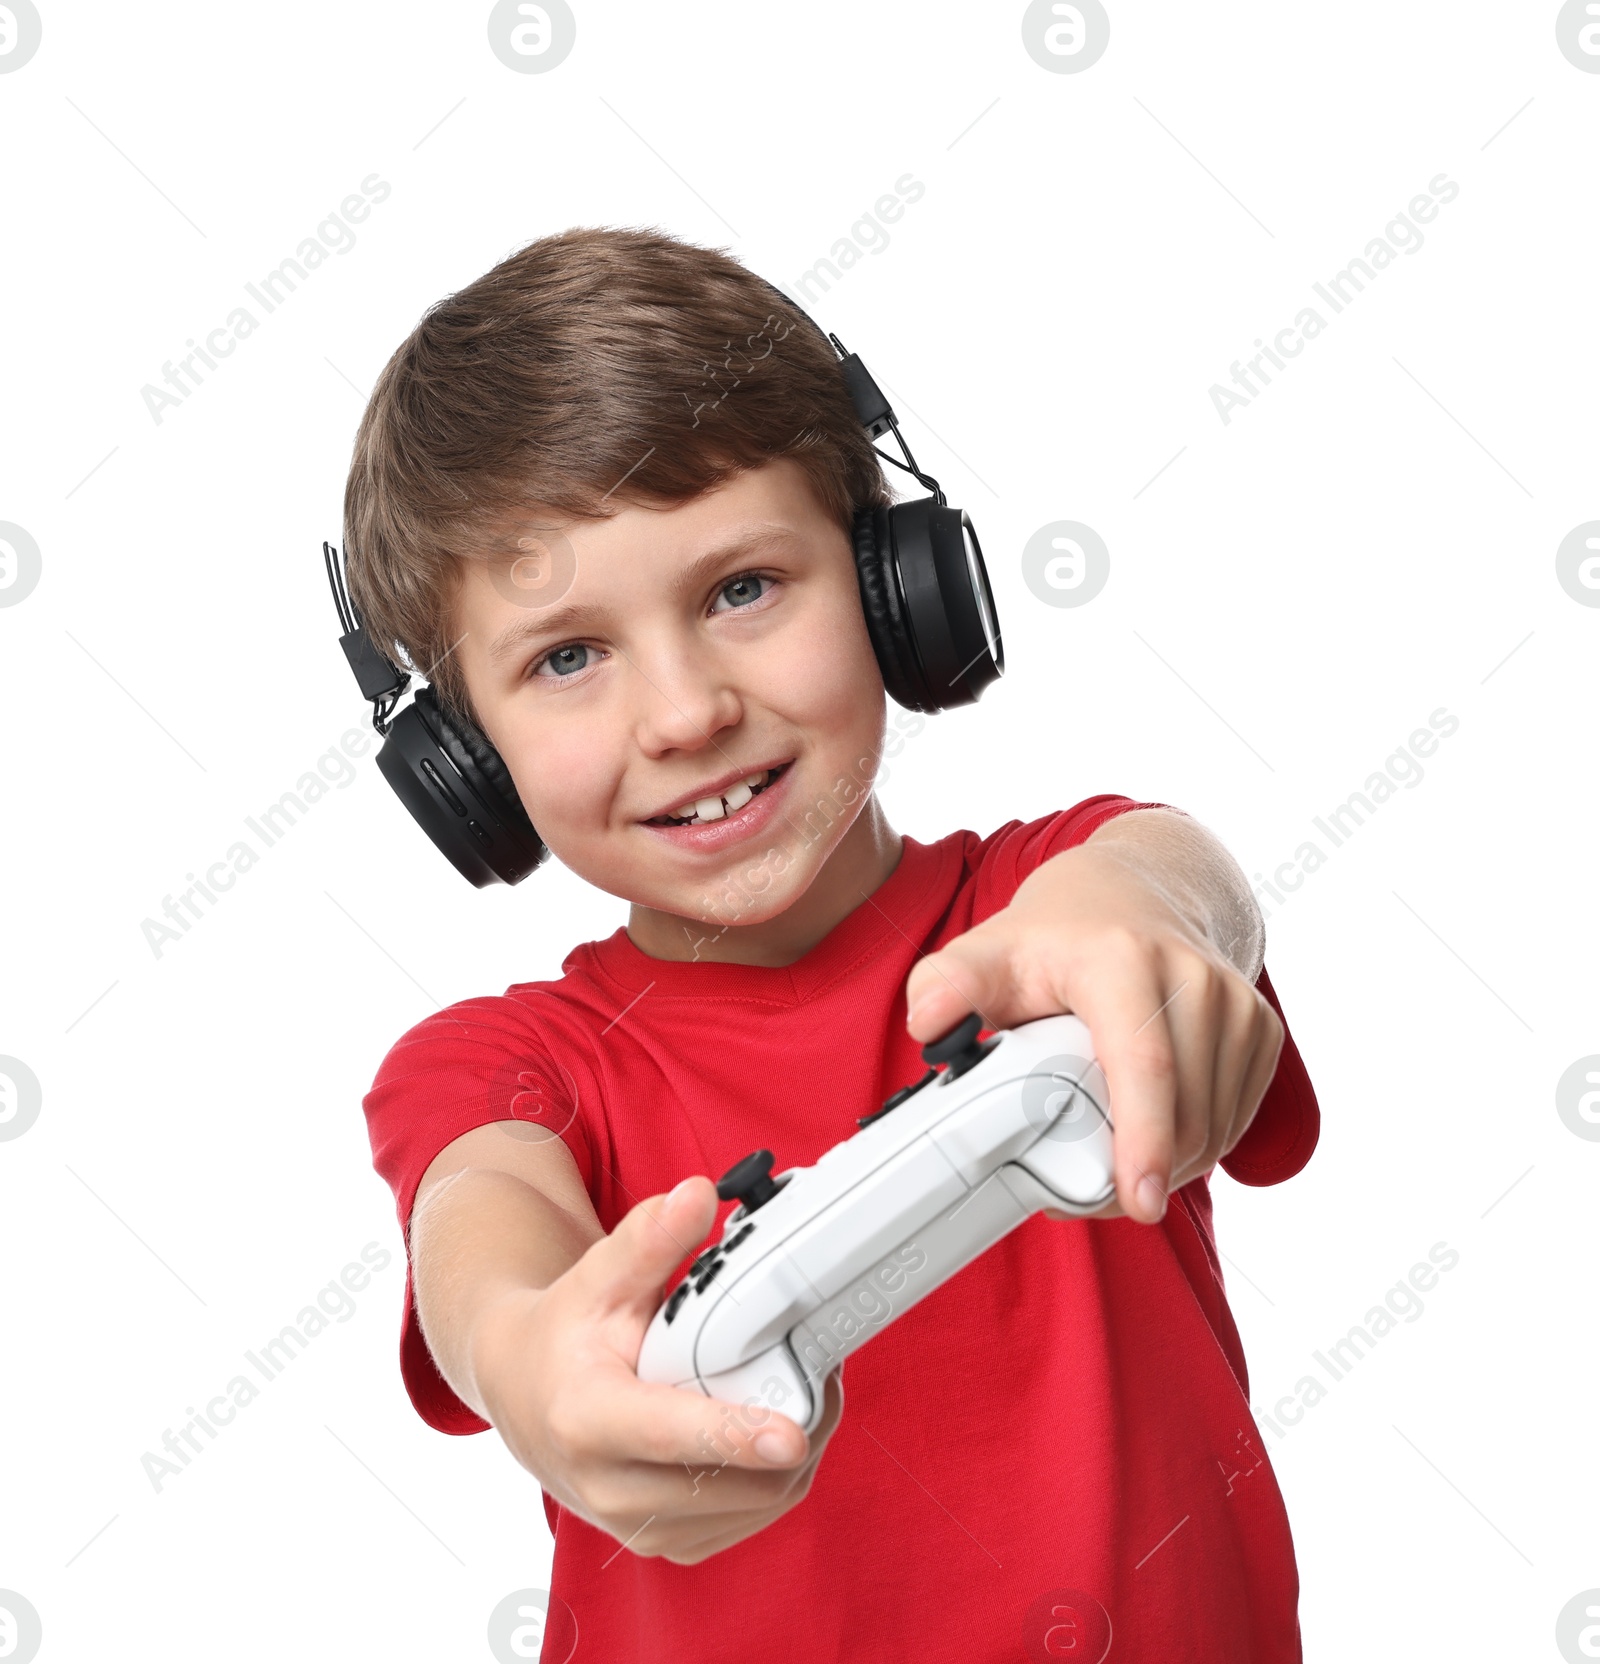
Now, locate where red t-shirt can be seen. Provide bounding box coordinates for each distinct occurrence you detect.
[363,796,1320,1662]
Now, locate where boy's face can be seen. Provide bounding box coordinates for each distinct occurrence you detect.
[450,458,890,936]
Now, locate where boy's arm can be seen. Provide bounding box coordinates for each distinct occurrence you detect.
[1080,807,1266,982]
[409,1130,603,1421]
[405,1126,847,1564]
[903,807,1283,1226]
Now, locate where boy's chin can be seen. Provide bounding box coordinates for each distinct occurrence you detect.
[632,850,827,934]
[566,807,867,931]
[653,872,810,932]
[554,842,805,928]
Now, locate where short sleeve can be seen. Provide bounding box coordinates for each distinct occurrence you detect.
[1218,962,1320,1186]
[362,995,596,1435]
[964,794,1183,920]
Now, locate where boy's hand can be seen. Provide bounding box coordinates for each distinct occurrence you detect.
[902,830,1283,1224]
[468,1175,844,1565]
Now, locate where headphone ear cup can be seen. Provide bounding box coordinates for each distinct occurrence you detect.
[852,504,931,711]
[873,498,1002,713]
[377,688,548,887]
[415,689,534,835]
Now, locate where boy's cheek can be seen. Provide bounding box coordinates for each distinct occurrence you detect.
[502,760,622,879]
[781,614,888,746]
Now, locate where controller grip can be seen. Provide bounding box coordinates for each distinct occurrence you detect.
[1009,1061,1115,1213]
[699,1344,820,1436]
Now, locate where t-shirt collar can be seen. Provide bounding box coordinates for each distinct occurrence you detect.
[570,831,956,1007]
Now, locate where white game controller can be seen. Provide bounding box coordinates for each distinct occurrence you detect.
[636,1012,1115,1434]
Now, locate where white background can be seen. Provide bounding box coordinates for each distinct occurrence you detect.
[1,2,1596,1659]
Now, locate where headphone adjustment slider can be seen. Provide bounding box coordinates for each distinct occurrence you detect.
[839,353,895,440]
[340,625,411,704]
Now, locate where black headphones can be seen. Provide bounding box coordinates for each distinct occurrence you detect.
[324,283,1004,888]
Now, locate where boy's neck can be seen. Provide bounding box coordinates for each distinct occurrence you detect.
[626,801,904,968]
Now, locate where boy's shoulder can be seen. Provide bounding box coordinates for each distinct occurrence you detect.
[957,794,1178,883]
[904,794,1181,945]
[362,976,605,1216]
[364,973,608,1137]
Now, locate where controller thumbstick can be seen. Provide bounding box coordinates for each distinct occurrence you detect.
[716,1149,781,1213]
[920,1012,992,1080]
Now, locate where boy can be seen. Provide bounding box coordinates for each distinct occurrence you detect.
[351,227,1320,1661]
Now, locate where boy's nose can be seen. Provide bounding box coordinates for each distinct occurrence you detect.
[628,647,745,758]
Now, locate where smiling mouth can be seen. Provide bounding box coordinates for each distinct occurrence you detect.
[644,763,791,827]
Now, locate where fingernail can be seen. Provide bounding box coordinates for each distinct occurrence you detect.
[1136,1177,1168,1221]
[754,1430,797,1464]
[668,1177,696,1203]
[905,998,927,1029]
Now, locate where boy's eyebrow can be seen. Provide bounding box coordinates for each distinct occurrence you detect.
[484,525,803,665]
[486,600,604,665]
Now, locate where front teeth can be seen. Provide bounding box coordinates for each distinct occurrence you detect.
[667,769,771,825]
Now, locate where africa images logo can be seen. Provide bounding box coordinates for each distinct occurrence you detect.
[0,1,43,72]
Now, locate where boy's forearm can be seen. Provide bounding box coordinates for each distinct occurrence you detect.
[409,1167,602,1421]
[1079,807,1265,981]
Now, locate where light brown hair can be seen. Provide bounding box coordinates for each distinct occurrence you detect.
[342,225,890,726]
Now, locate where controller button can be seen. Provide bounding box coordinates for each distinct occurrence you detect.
[663,1282,690,1324]
[724,1222,755,1252]
[716,1150,781,1214]
[857,1066,940,1128]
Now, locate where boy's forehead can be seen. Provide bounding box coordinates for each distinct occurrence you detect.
[452,459,836,641]
[483,456,822,543]
[477,462,829,581]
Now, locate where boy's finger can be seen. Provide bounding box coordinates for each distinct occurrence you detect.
[1210,1008,1263,1165]
[590,1377,813,1473]
[576,1176,718,1316]
[1071,967,1186,1223]
[1224,1016,1282,1158]
[903,924,1014,1042]
[658,1373,847,1559]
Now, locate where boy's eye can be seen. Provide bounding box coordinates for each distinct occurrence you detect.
[533,643,592,678]
[713,571,773,611]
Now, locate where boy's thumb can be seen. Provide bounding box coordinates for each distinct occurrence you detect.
[586,1174,718,1314]
[905,942,989,1043]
